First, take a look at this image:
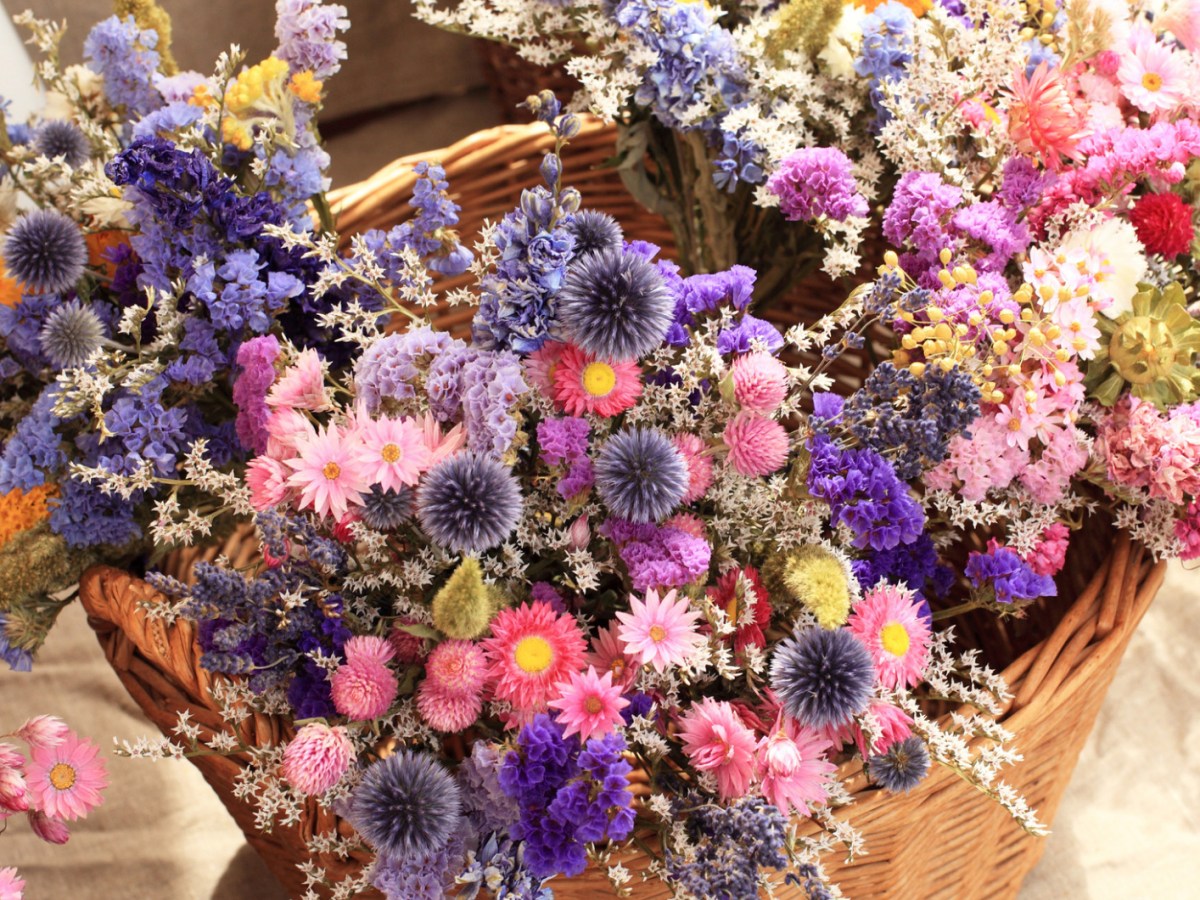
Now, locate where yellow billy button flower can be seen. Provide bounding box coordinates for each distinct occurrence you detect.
[289,71,324,104]
[581,360,617,398]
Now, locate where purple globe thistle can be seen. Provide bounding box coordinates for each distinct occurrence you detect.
[361,485,416,531]
[417,453,523,553]
[347,750,462,861]
[3,209,87,293]
[594,427,687,523]
[34,120,90,168]
[565,210,624,258]
[868,736,930,793]
[38,300,105,369]
[770,627,875,730]
[557,246,673,360]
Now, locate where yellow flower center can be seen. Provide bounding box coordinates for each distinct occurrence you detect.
[584,696,604,715]
[880,622,910,657]
[1142,72,1163,92]
[381,443,402,464]
[514,636,553,674]
[726,596,739,625]
[609,658,626,678]
[581,362,617,398]
[1007,417,1022,432]
[648,624,668,643]
[322,461,342,480]
[49,762,76,791]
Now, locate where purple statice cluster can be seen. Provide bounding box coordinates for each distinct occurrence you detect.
[355,326,460,415]
[369,830,466,900]
[498,715,635,879]
[842,363,981,480]
[83,16,163,117]
[663,796,789,899]
[273,0,349,80]
[457,742,520,836]
[806,431,925,552]
[767,148,869,224]
[457,834,552,900]
[965,544,1057,605]
[460,351,528,459]
[663,263,756,346]
[600,518,711,593]
[854,1,916,126]
[852,534,951,612]
[233,335,281,455]
[881,172,963,279]
[536,416,594,500]
[717,313,786,356]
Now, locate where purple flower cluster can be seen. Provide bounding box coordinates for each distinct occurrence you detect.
[950,201,1031,273]
[84,16,162,117]
[537,417,594,500]
[354,327,458,413]
[233,335,281,454]
[717,313,784,356]
[806,432,925,551]
[965,545,1057,604]
[273,0,349,80]
[457,742,520,836]
[767,148,869,223]
[461,351,528,459]
[882,172,963,276]
[996,157,1054,211]
[0,387,66,493]
[854,2,916,126]
[664,797,788,899]
[852,534,951,610]
[601,518,711,592]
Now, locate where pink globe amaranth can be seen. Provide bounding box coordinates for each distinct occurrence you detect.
[731,352,788,413]
[672,433,714,503]
[423,639,487,700]
[723,412,789,477]
[331,660,398,721]
[343,635,396,667]
[416,683,483,732]
[282,723,354,796]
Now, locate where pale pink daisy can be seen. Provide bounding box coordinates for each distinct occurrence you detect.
[330,659,398,721]
[282,723,354,796]
[285,425,371,520]
[757,715,836,816]
[265,406,315,459]
[615,589,706,672]
[1118,30,1190,115]
[993,402,1038,452]
[678,699,758,800]
[27,809,70,844]
[422,412,467,465]
[586,620,639,688]
[524,340,566,395]
[25,731,107,821]
[246,455,291,510]
[847,584,932,690]
[673,433,714,503]
[0,866,25,900]
[15,717,68,752]
[731,352,789,413]
[353,414,431,492]
[267,348,332,411]
[1049,296,1101,360]
[548,666,630,742]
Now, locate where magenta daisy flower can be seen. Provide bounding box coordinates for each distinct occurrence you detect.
[352,413,432,492]
[586,620,639,688]
[552,344,643,418]
[548,665,630,742]
[847,584,932,690]
[615,589,706,672]
[285,424,372,520]
[678,699,758,801]
[756,714,836,816]
[25,731,107,821]
[482,601,588,716]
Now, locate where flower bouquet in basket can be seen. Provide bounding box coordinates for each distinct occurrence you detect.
[107,81,1199,899]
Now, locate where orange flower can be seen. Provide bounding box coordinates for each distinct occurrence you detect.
[0,257,23,308]
[1007,62,1089,170]
[0,483,59,549]
[854,0,932,15]
[85,230,131,282]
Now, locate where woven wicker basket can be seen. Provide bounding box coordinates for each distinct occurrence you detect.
[78,120,1168,899]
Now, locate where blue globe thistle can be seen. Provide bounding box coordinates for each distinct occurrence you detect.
[565,210,624,258]
[557,246,672,360]
[417,453,523,553]
[594,427,687,523]
[361,485,416,531]
[347,750,462,861]
[770,627,875,729]
[39,300,105,369]
[34,120,90,168]
[3,209,87,294]
[868,736,930,793]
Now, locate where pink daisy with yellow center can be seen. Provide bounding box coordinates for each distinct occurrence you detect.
[678,698,758,801]
[1118,30,1189,115]
[285,424,372,520]
[525,340,566,395]
[756,714,836,816]
[353,414,432,492]
[548,665,630,742]
[25,731,107,821]
[586,620,639,688]
[615,588,706,672]
[482,601,588,715]
[847,584,932,690]
[552,344,642,417]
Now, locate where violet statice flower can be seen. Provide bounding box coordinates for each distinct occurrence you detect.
[460,350,528,459]
[370,829,465,900]
[537,416,590,467]
[595,427,687,523]
[353,326,459,413]
[852,534,951,609]
[950,201,1030,272]
[417,453,523,553]
[3,209,87,294]
[664,797,788,899]
[233,335,280,454]
[546,732,635,844]
[868,735,930,793]
[0,614,33,672]
[717,313,784,356]
[601,519,711,593]
[882,172,963,272]
[83,16,162,117]
[457,834,552,900]
[768,148,869,223]
[771,627,875,730]
[348,750,462,861]
[48,479,141,548]
[806,433,925,551]
[996,156,1054,210]
[458,742,520,835]
[558,458,594,501]
[273,0,349,80]
[0,387,65,493]
[713,132,765,191]
[854,2,916,127]
[965,545,1057,604]
[679,265,757,315]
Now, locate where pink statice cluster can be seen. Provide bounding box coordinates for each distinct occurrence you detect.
[1097,398,1200,504]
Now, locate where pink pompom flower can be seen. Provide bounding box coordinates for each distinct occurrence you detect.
[731,353,789,413]
[267,348,332,411]
[757,715,836,816]
[343,635,396,668]
[548,666,630,742]
[285,425,372,520]
[25,731,107,822]
[353,414,431,492]
[678,699,758,801]
[848,585,932,690]
[1024,523,1071,577]
[673,433,714,503]
[615,589,706,672]
[723,412,789,477]
[330,659,398,721]
[282,723,354,796]
[416,686,483,732]
[423,639,488,700]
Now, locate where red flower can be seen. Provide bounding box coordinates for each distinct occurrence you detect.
[1130,192,1194,257]
[706,566,772,653]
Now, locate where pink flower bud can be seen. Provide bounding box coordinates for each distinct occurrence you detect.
[27,809,70,844]
[567,515,590,550]
[16,717,69,752]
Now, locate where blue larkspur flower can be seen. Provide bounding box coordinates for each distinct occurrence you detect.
[3,210,87,293]
[594,427,687,523]
[348,750,462,860]
[869,735,930,792]
[33,120,90,168]
[557,246,673,360]
[417,453,523,553]
[770,627,875,730]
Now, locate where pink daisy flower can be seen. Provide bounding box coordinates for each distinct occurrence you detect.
[586,620,639,689]
[246,456,291,510]
[723,412,789,477]
[353,414,431,492]
[285,425,371,520]
[423,639,488,700]
[678,699,758,800]
[673,433,714,503]
[757,715,836,816]
[416,685,483,732]
[552,344,642,417]
[16,717,68,752]
[27,809,70,845]
[525,340,566,395]
[0,867,25,900]
[482,601,588,716]
[330,659,398,721]
[847,584,932,690]
[854,701,915,757]
[282,723,354,796]
[615,589,706,672]
[1160,0,1200,53]
[267,348,332,411]
[0,745,28,813]
[1118,30,1190,115]
[265,407,314,459]
[548,666,630,742]
[1007,62,1088,169]
[422,412,467,465]
[1049,296,1101,360]
[731,352,789,413]
[25,731,107,821]
[993,402,1038,452]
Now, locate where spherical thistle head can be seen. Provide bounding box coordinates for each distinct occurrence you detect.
[3,209,87,294]
[347,750,462,860]
[557,246,673,360]
[431,556,497,640]
[595,427,688,523]
[565,210,625,258]
[39,300,105,369]
[770,627,875,730]
[417,453,523,554]
[33,120,91,168]
[360,485,416,531]
[868,735,930,793]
